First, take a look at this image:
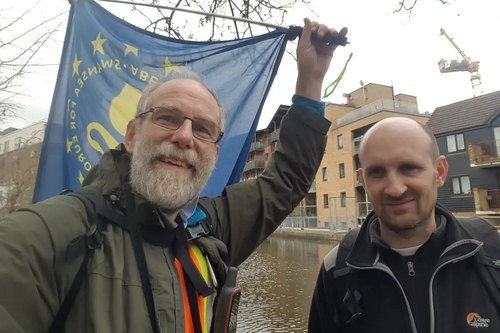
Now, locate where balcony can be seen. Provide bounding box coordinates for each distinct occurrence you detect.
[353,135,363,155]
[475,188,500,214]
[358,201,372,218]
[244,160,265,172]
[355,173,363,187]
[249,141,265,153]
[308,180,316,193]
[468,141,500,168]
[337,99,425,128]
[270,129,280,142]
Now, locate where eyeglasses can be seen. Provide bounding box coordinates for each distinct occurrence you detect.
[139,107,224,143]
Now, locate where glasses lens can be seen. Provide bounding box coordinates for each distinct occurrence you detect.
[153,108,184,130]
[192,120,220,142]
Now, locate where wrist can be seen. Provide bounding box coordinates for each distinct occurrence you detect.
[295,75,323,101]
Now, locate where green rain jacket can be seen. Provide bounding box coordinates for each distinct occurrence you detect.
[0,106,331,333]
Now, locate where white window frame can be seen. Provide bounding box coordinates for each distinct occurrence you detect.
[446,133,465,153]
[451,176,471,195]
[339,163,345,178]
[337,134,343,149]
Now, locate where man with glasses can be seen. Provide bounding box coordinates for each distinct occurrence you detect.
[0,18,347,333]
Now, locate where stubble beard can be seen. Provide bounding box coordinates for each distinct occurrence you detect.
[379,205,434,239]
[130,134,217,213]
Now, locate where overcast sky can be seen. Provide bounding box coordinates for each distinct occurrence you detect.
[2,0,500,130]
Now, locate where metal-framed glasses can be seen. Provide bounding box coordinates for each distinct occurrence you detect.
[139,107,224,143]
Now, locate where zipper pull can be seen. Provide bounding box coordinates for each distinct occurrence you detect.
[408,261,416,277]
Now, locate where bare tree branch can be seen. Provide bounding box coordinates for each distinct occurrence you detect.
[137,0,313,43]
[0,2,67,125]
[394,0,448,15]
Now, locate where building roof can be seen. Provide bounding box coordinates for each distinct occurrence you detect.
[427,90,500,135]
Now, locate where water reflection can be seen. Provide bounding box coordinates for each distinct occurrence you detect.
[236,236,338,332]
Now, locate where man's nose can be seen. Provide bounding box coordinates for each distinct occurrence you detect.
[170,120,195,148]
[384,172,407,198]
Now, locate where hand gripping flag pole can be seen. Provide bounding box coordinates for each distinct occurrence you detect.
[93,0,349,46]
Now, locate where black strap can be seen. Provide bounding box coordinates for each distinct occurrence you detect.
[174,222,214,298]
[47,250,92,333]
[125,190,160,333]
[185,270,204,333]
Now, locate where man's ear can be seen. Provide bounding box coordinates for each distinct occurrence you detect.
[358,168,365,187]
[124,120,137,154]
[436,155,449,189]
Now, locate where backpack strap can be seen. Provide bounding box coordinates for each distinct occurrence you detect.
[47,187,105,333]
[457,217,500,313]
[322,228,362,327]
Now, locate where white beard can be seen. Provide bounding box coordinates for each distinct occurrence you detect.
[130,133,217,212]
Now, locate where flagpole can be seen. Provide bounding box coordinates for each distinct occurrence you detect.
[93,0,349,45]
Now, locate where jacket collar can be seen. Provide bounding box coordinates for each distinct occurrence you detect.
[346,203,481,267]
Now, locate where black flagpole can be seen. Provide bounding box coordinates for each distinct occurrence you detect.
[92,0,349,46]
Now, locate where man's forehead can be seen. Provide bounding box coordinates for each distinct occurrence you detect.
[361,131,430,166]
[148,80,219,112]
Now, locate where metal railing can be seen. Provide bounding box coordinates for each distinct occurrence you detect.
[337,99,424,127]
[468,141,500,167]
[476,189,500,212]
[358,201,372,218]
[280,204,318,228]
[244,160,265,172]
[249,141,265,152]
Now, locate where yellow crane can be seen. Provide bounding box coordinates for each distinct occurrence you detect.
[438,28,482,96]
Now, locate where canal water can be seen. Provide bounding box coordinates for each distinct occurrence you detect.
[236,236,338,333]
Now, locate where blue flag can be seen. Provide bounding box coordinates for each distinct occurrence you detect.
[33,0,287,203]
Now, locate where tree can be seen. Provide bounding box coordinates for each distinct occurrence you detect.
[394,0,449,15]
[0,0,67,125]
[0,127,44,217]
[131,0,316,41]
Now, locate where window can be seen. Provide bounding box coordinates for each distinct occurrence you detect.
[30,150,35,157]
[4,141,9,153]
[451,176,471,195]
[323,194,329,208]
[0,143,3,154]
[322,167,328,181]
[337,134,343,149]
[340,192,347,207]
[446,134,465,153]
[13,155,19,167]
[339,163,345,178]
[265,153,269,161]
[14,137,21,150]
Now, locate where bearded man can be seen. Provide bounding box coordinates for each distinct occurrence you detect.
[0,18,347,333]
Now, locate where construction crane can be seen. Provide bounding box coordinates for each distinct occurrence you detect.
[438,28,482,96]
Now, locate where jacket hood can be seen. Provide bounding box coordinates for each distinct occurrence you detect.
[82,144,130,199]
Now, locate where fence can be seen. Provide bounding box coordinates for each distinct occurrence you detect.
[323,196,359,231]
[279,196,371,231]
[280,202,318,229]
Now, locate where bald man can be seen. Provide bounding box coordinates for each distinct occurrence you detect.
[308,117,500,333]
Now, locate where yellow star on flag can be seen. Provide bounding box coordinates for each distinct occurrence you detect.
[124,44,138,57]
[72,54,83,76]
[78,170,85,184]
[158,57,181,76]
[91,32,107,56]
